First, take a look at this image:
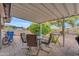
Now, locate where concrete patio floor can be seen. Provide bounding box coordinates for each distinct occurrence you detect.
[0,33,79,56]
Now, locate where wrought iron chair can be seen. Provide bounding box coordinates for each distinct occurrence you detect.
[2,34,8,45]
[4,31,15,55]
[75,36,79,55]
[2,31,14,45]
[20,33,27,43]
[75,36,79,45]
[20,33,27,54]
[36,33,52,55]
[71,35,79,55]
[26,34,38,56]
[51,34,61,47]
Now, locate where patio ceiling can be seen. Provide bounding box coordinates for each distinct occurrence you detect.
[10,3,79,23]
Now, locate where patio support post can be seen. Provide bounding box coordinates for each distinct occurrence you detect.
[40,23,42,39]
[0,15,2,49]
[38,23,42,47]
[62,18,65,47]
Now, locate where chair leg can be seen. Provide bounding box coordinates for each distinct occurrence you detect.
[36,48,40,56]
[36,47,49,56]
[25,47,33,56]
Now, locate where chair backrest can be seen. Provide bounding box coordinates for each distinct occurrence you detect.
[51,34,59,44]
[47,33,52,44]
[20,33,27,43]
[75,36,79,45]
[26,34,37,47]
[6,31,14,42]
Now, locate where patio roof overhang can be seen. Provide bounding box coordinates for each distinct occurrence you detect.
[10,3,79,23]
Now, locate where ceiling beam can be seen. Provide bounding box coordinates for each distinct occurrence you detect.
[62,3,70,16]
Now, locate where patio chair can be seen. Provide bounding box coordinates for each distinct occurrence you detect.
[26,34,38,56]
[2,31,14,45]
[20,33,27,43]
[41,33,52,46]
[6,31,16,55]
[51,34,61,46]
[20,33,27,53]
[74,35,79,55]
[75,35,79,45]
[6,31,14,44]
[2,34,9,45]
[36,33,52,55]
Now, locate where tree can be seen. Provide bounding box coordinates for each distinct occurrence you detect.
[42,22,52,35]
[27,23,40,35]
[28,22,52,35]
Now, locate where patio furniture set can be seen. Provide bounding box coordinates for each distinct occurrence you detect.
[2,31,61,56]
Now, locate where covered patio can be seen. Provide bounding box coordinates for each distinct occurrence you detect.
[0,3,79,56]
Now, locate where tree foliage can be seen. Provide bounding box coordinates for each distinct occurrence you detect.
[42,22,52,35]
[65,16,77,27]
[28,22,52,35]
[27,23,40,35]
[50,16,78,27]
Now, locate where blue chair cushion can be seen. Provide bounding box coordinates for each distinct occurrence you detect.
[7,31,14,42]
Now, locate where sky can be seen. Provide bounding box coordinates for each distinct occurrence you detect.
[51,22,71,29]
[75,19,79,25]
[64,22,71,28]
[51,19,79,29]
[5,17,32,28]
